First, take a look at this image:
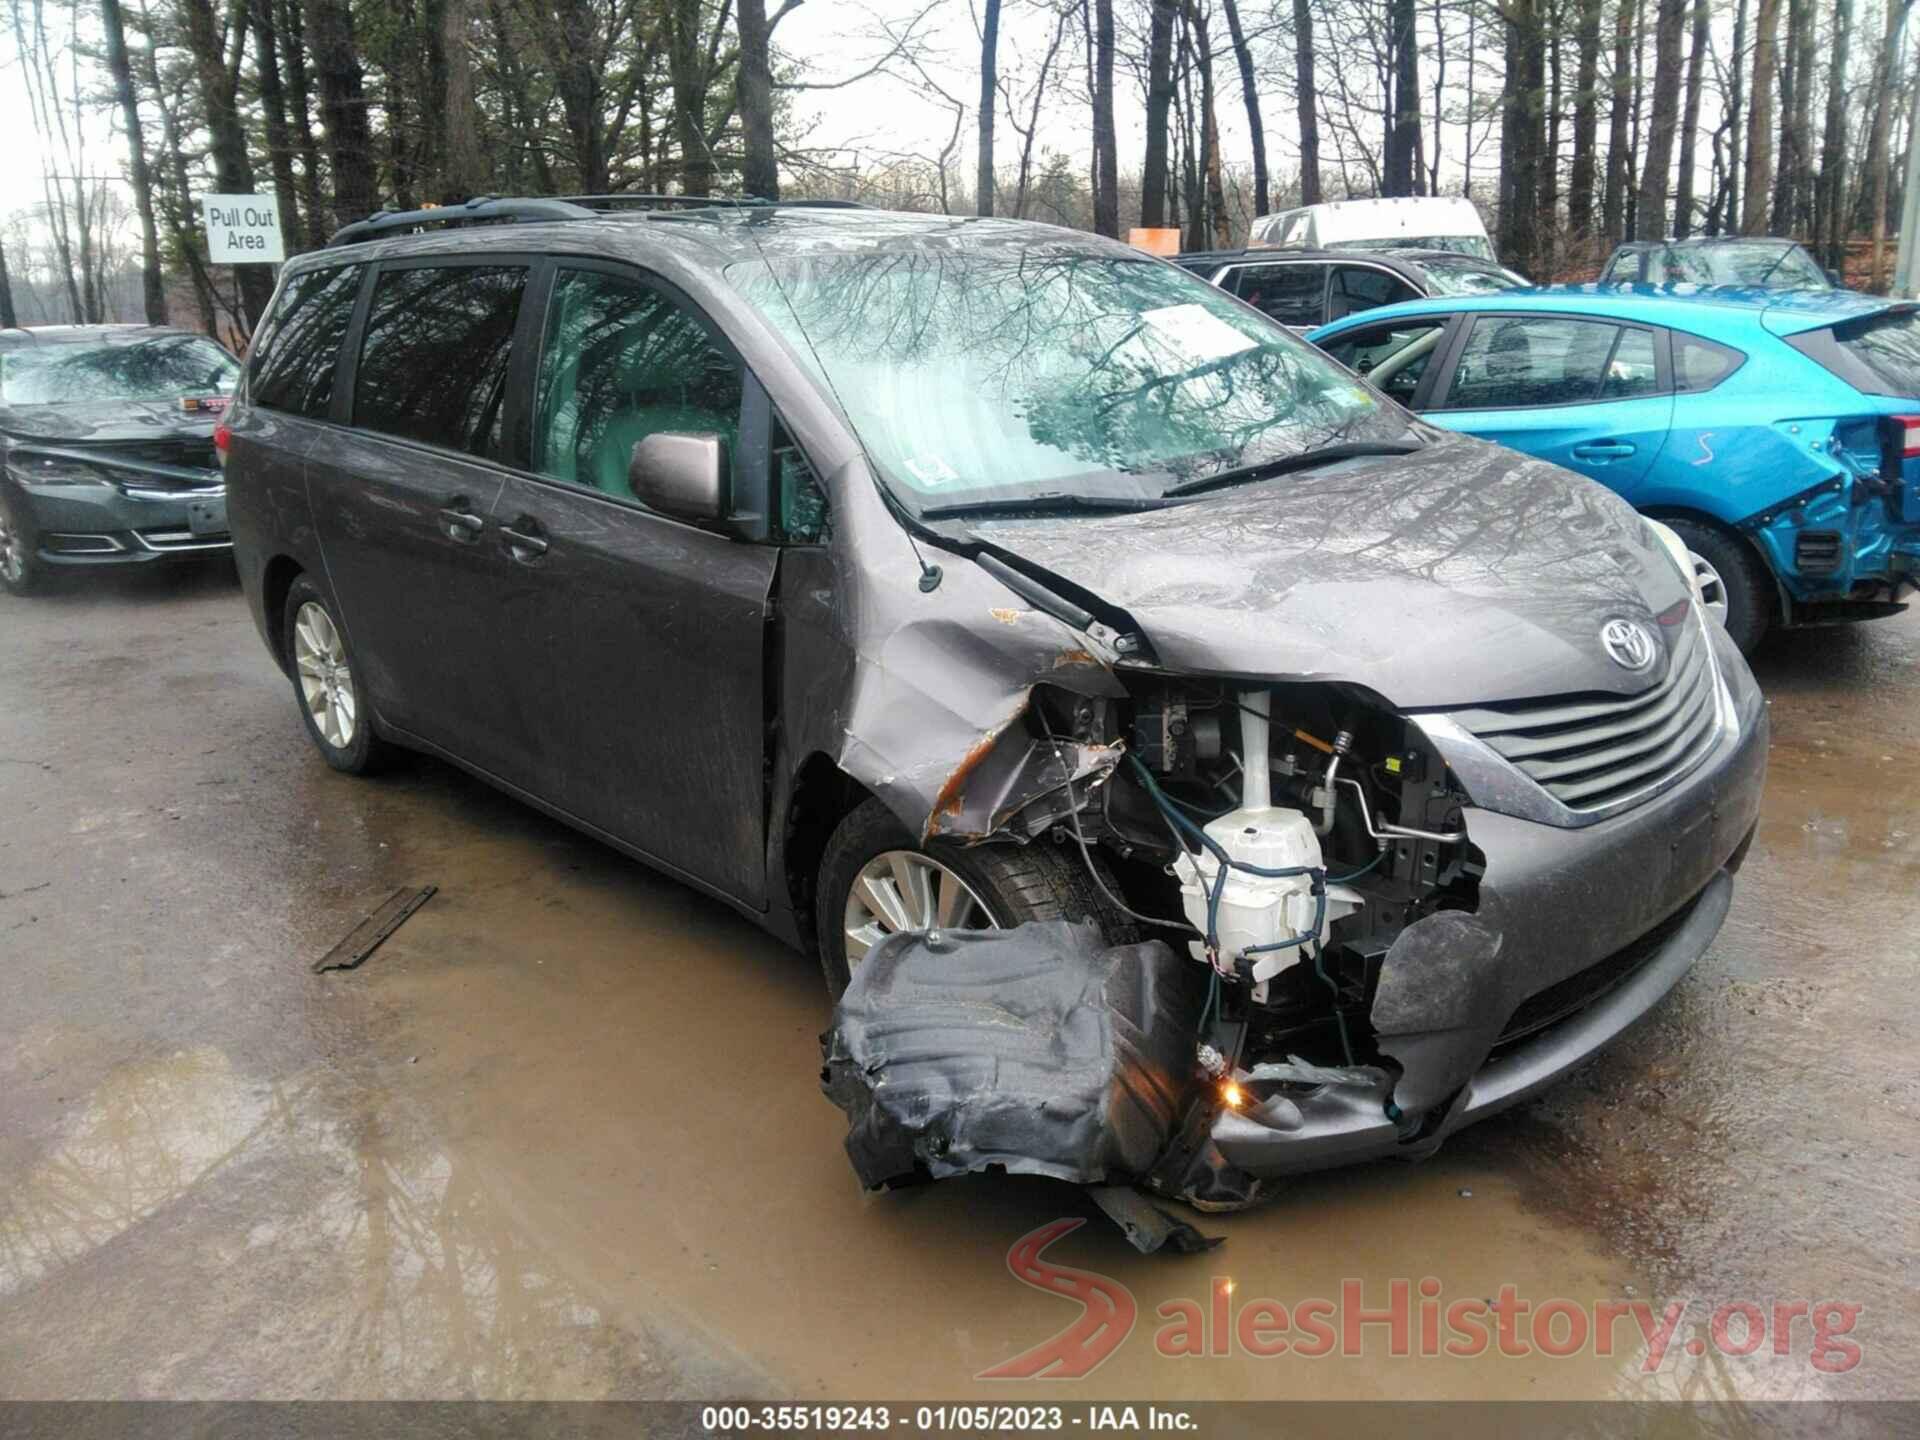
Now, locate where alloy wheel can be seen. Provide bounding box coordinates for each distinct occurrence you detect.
[843,849,1001,966]
[1689,550,1729,627]
[293,600,358,749]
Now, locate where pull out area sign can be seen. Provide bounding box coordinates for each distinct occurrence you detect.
[201,194,285,263]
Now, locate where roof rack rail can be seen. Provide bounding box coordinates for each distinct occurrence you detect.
[328,192,878,247]
[329,195,599,247]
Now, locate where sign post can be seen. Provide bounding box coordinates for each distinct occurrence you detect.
[200,194,286,265]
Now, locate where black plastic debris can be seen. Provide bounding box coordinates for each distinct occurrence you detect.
[312,885,437,974]
[821,920,1207,1198]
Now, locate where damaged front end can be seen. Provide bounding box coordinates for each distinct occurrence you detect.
[822,623,1765,1223]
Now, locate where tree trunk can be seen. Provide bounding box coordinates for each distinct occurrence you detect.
[1725,0,1746,232]
[251,0,304,251]
[1672,0,1708,236]
[309,0,375,229]
[1386,0,1421,195]
[1866,0,1916,289]
[1142,0,1178,226]
[0,234,14,329]
[976,0,1002,216]
[1603,0,1633,244]
[1741,0,1780,233]
[1626,0,1647,237]
[1569,0,1601,236]
[1092,0,1119,234]
[1768,0,1802,231]
[278,0,325,243]
[439,0,488,200]
[1544,0,1562,219]
[1634,0,1686,238]
[667,0,711,196]
[1220,0,1267,216]
[181,0,273,326]
[1293,0,1321,205]
[100,0,166,321]
[737,0,777,199]
[1191,4,1231,245]
[1499,0,1546,274]
[1819,0,1854,269]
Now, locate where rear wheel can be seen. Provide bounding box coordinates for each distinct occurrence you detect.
[282,575,387,774]
[1666,517,1771,655]
[0,488,44,596]
[815,797,1134,1001]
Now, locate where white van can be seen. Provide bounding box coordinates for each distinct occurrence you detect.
[1251,197,1495,261]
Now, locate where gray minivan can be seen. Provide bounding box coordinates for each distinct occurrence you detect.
[226,197,1765,1207]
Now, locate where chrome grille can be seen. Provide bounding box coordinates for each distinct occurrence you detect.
[1445,616,1721,813]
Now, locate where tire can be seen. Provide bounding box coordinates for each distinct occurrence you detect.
[0,486,45,597]
[282,575,387,775]
[815,797,1138,1001]
[1665,517,1772,656]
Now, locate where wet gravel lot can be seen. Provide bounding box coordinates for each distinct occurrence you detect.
[0,559,1914,1402]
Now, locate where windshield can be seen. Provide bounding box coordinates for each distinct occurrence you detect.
[1655,243,1831,289]
[1327,234,1496,261]
[727,249,1399,511]
[1413,256,1529,295]
[0,335,240,406]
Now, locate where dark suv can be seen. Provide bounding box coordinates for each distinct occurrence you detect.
[0,325,240,594]
[227,197,1765,1203]
[1174,246,1527,331]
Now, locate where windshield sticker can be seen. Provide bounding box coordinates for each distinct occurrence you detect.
[904,455,960,488]
[181,395,232,413]
[1141,303,1258,363]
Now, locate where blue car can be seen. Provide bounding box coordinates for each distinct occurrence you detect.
[1307,285,1920,651]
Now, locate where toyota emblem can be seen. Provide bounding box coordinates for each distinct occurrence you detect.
[1601,618,1658,671]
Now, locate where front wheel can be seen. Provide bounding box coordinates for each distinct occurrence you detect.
[1665,518,1772,655]
[282,575,387,774]
[814,797,1134,1001]
[0,487,45,596]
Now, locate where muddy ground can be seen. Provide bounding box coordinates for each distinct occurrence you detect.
[0,559,1913,1403]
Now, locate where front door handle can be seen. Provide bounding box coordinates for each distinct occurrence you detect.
[499,518,548,562]
[1572,441,1637,461]
[439,499,486,541]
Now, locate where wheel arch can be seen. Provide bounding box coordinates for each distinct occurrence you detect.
[777,751,878,951]
[260,554,305,674]
[1638,504,1789,624]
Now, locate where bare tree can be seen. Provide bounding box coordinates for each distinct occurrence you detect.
[977,0,1003,216]
[1219,0,1266,215]
[100,0,166,320]
[1864,0,1916,288]
[1386,0,1422,195]
[1740,0,1779,233]
[1292,0,1320,205]
[1091,0,1120,234]
[0,234,15,329]
[1672,0,1708,236]
[1603,0,1633,244]
[1819,0,1855,269]
[310,0,376,230]
[1568,0,1602,237]
[1141,0,1178,225]
[1633,0,1686,239]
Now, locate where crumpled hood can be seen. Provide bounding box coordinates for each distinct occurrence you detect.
[1,400,219,445]
[968,434,1691,708]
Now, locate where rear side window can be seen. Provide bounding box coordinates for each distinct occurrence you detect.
[250,264,362,417]
[531,268,742,499]
[352,265,527,456]
[1443,315,1643,409]
[1327,264,1418,321]
[1802,309,1920,398]
[1673,333,1745,392]
[1600,326,1660,399]
[1228,263,1326,326]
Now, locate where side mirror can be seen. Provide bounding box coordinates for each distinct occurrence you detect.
[1826,268,1845,289]
[629,432,727,524]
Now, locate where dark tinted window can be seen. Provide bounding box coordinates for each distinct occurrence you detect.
[531,268,742,498]
[1319,320,1448,405]
[249,265,361,416]
[352,265,526,455]
[1443,315,1627,408]
[1327,265,1418,321]
[1673,333,1745,392]
[1228,262,1327,326]
[1828,309,1920,397]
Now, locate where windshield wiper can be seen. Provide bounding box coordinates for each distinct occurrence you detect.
[919,491,1166,519]
[1159,439,1425,499]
